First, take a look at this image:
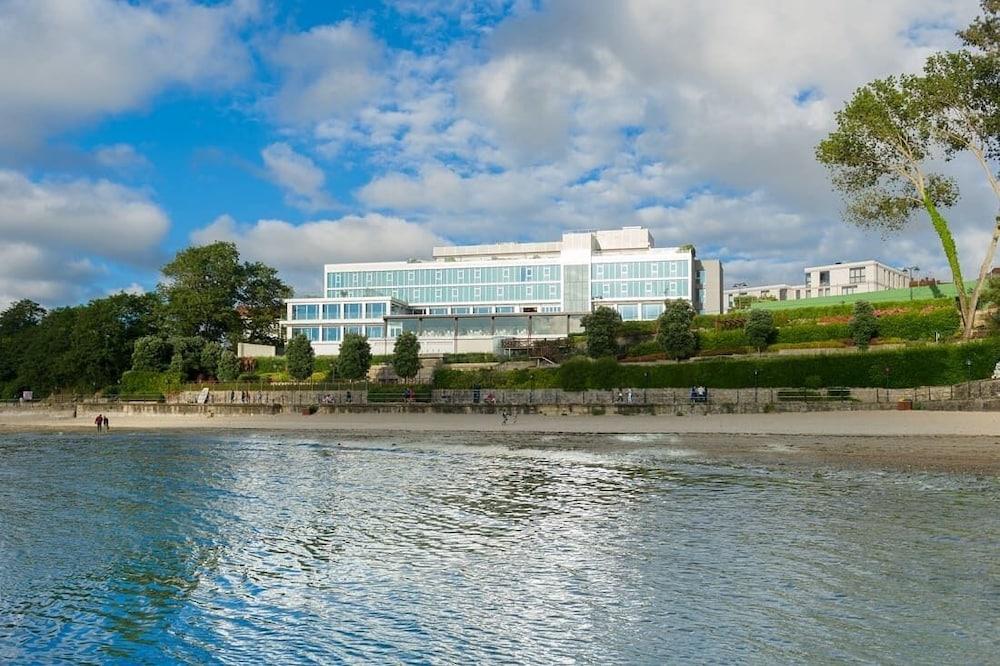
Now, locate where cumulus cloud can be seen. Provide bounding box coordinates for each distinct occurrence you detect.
[0,0,256,153]
[94,144,151,172]
[190,213,447,294]
[262,22,386,125]
[0,169,169,308]
[260,143,335,211]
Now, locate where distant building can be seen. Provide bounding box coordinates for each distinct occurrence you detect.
[724,260,910,311]
[280,226,724,356]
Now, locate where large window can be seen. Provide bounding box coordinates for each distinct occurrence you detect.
[494,317,529,336]
[365,302,386,319]
[322,326,341,342]
[344,303,362,319]
[457,317,492,337]
[618,304,640,321]
[421,318,455,338]
[291,304,319,320]
[291,327,319,341]
[642,303,664,320]
[345,325,363,336]
[366,325,385,339]
[849,267,865,284]
[322,304,340,319]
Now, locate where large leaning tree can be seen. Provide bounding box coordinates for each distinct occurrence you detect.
[817,1,999,338]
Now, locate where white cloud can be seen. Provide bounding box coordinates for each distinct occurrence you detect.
[94,144,151,172]
[0,169,170,308]
[263,22,386,125]
[260,143,335,211]
[0,0,256,153]
[190,213,447,294]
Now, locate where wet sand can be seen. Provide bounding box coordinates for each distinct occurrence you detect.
[3,410,1000,474]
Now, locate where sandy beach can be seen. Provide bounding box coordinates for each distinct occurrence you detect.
[3,410,1000,474]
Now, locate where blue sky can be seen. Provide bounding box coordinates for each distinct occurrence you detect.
[0,0,988,307]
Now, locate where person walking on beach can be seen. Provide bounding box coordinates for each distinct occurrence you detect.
[103,415,109,431]
[95,414,103,432]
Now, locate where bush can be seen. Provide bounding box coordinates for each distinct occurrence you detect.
[849,301,878,350]
[286,334,316,381]
[624,340,663,357]
[442,353,498,364]
[775,323,850,344]
[745,310,777,351]
[699,328,748,350]
[655,300,699,359]
[431,338,1000,390]
[131,336,171,372]
[581,307,622,358]
[336,333,372,380]
[391,331,421,379]
[876,307,960,340]
[217,349,240,382]
[119,370,182,396]
[237,373,261,382]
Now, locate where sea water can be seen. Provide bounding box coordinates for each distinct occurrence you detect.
[0,432,997,664]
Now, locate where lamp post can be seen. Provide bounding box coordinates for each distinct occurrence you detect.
[753,367,759,403]
[884,366,891,400]
[904,265,920,301]
[643,370,649,404]
[966,357,973,393]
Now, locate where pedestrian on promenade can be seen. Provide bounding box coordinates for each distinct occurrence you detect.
[103,415,109,431]
[627,388,633,404]
[95,414,103,432]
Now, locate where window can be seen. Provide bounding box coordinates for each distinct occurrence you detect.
[345,325,363,336]
[543,266,551,279]
[344,303,362,319]
[474,268,481,280]
[596,265,604,278]
[474,287,481,298]
[366,325,384,339]
[642,303,664,320]
[388,323,403,338]
[819,271,830,286]
[842,286,856,295]
[452,307,470,315]
[618,304,639,321]
[291,327,319,341]
[650,263,659,277]
[322,326,341,342]
[541,305,561,313]
[428,307,448,315]
[366,302,386,319]
[495,305,515,313]
[503,268,510,280]
[435,270,442,283]
[526,285,533,298]
[805,273,812,287]
[435,288,443,300]
[322,304,340,320]
[473,306,492,314]
[849,267,865,284]
[292,304,319,320]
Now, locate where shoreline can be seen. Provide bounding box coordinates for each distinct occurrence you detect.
[3,411,1000,475]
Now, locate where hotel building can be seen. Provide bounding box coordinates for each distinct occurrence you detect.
[281,226,724,355]
[724,259,910,310]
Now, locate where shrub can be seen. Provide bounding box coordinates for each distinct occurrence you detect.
[775,323,850,344]
[699,328,748,350]
[217,349,240,382]
[581,307,622,358]
[131,336,171,372]
[745,310,777,351]
[336,333,371,380]
[119,370,182,396]
[849,301,878,350]
[391,331,421,379]
[557,356,592,391]
[200,341,223,378]
[167,336,206,379]
[656,300,699,359]
[286,334,315,381]
[624,340,663,357]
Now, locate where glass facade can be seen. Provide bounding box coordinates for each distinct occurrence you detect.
[327,264,562,302]
[291,304,319,320]
[322,304,340,319]
[291,326,319,341]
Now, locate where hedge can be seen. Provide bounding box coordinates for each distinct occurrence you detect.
[432,339,1000,390]
[119,370,183,396]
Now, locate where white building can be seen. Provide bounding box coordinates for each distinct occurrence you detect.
[724,260,911,311]
[281,226,724,356]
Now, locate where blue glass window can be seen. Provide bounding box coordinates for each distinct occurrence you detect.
[618,304,639,321]
[642,303,665,320]
[345,325,363,336]
[322,326,341,341]
[366,325,385,339]
[344,303,362,319]
[292,304,319,320]
[291,327,319,341]
[322,304,340,319]
[452,307,470,314]
[366,302,386,318]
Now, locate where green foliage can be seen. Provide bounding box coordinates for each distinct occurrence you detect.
[655,300,699,359]
[877,308,961,339]
[849,301,878,350]
[200,341,223,377]
[131,336,171,371]
[336,333,372,380]
[285,334,316,381]
[776,323,851,344]
[168,336,207,380]
[433,339,1000,390]
[744,310,777,351]
[581,306,622,358]
[624,340,663,358]
[391,331,421,378]
[217,350,240,382]
[157,241,291,344]
[119,370,182,396]
[441,353,498,364]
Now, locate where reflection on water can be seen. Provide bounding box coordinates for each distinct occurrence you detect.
[0,432,997,664]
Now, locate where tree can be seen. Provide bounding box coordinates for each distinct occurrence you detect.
[744,309,776,352]
[200,341,223,378]
[131,336,171,372]
[816,76,967,330]
[391,331,421,379]
[580,306,622,358]
[849,301,879,350]
[655,300,699,360]
[817,1,1000,339]
[168,336,207,380]
[217,349,240,382]
[240,262,293,345]
[157,242,291,344]
[0,299,45,337]
[336,333,371,380]
[286,334,315,380]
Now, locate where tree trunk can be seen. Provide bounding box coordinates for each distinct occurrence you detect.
[964,213,1000,339]
[922,193,971,336]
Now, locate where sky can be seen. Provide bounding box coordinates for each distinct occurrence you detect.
[0,0,993,308]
